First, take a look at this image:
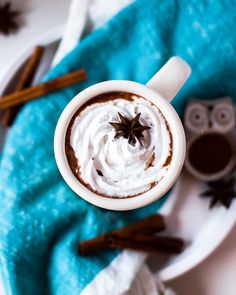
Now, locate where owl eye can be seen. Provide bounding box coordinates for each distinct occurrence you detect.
[212,103,234,131]
[185,104,208,132]
[213,108,232,124]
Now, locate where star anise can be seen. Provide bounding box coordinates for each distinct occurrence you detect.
[200,175,236,209]
[0,2,21,36]
[109,112,151,146]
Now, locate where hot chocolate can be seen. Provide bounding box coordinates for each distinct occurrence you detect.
[188,133,233,175]
[65,92,173,198]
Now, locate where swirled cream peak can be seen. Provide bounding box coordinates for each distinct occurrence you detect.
[66,92,172,198]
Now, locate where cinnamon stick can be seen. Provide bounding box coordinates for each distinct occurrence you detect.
[79,233,184,255]
[0,69,86,110]
[119,215,165,235]
[1,46,44,126]
[104,234,184,254]
[78,214,165,255]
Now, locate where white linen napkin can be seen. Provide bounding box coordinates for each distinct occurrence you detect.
[52,0,132,66]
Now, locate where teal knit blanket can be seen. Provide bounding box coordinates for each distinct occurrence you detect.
[0,0,236,294]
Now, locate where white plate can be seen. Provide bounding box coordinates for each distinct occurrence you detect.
[0,25,63,154]
[1,27,236,283]
[153,171,236,281]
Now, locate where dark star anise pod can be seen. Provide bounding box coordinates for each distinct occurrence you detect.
[109,112,151,146]
[200,175,236,209]
[0,2,21,35]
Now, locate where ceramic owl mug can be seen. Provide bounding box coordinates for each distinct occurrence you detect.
[54,57,191,210]
[184,97,236,181]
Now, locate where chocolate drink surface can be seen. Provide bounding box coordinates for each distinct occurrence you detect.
[65,92,173,198]
[189,133,233,174]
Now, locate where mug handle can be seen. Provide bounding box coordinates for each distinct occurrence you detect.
[146,56,192,101]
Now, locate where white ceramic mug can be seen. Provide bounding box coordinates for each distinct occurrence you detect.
[54,56,191,210]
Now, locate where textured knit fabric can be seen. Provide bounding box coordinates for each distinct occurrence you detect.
[1,0,236,294]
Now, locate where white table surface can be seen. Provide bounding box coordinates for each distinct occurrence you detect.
[1,1,236,294]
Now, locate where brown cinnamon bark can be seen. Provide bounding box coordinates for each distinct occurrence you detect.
[0,69,86,110]
[79,233,184,255]
[104,234,184,254]
[115,214,165,235]
[78,214,165,255]
[1,46,44,126]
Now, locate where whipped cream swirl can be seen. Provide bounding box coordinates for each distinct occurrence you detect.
[69,94,172,198]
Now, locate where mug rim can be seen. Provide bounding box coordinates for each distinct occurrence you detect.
[54,80,186,210]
